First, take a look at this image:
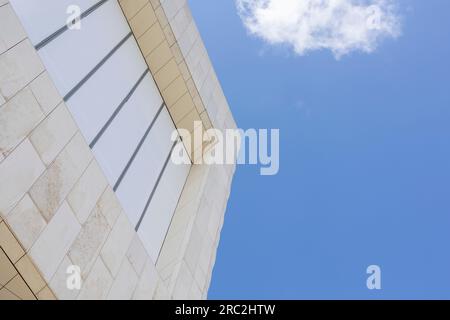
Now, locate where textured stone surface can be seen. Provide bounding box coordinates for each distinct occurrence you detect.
[29,201,81,281]
[29,103,77,166]
[96,187,122,229]
[37,286,56,300]
[29,72,62,115]
[77,258,113,300]
[0,4,26,54]
[0,139,45,216]
[0,87,44,156]
[15,255,46,294]
[107,259,138,300]
[48,256,79,300]
[133,258,159,300]
[0,39,44,100]
[126,235,148,276]
[100,213,134,277]
[68,206,110,278]
[0,221,25,263]
[5,194,47,252]
[29,133,92,221]
[67,160,108,224]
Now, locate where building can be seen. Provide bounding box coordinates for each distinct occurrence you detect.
[0,0,236,300]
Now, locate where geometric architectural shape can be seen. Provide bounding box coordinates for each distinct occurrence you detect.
[1,0,236,300]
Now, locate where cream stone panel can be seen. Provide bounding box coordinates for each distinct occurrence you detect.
[155,5,169,27]
[193,94,206,115]
[0,39,44,100]
[207,204,223,240]
[100,213,134,277]
[160,0,238,131]
[171,260,194,300]
[68,205,110,278]
[29,102,77,166]
[0,245,17,286]
[96,187,122,229]
[176,107,201,135]
[29,201,81,281]
[154,58,180,90]
[77,257,113,300]
[0,221,25,263]
[150,0,161,10]
[67,160,108,224]
[29,133,93,221]
[160,0,183,21]
[37,286,56,300]
[153,280,171,300]
[188,283,202,300]
[48,256,79,300]
[183,223,203,275]
[0,87,44,156]
[4,194,46,252]
[0,4,26,54]
[15,255,46,294]
[0,288,19,300]
[175,164,208,210]
[193,263,207,292]
[107,258,139,300]
[0,139,45,216]
[157,232,184,281]
[165,199,198,243]
[119,0,148,19]
[161,75,188,106]
[132,258,159,300]
[195,196,213,234]
[29,72,62,115]
[168,91,195,123]
[197,235,215,278]
[128,3,157,38]
[146,40,172,73]
[126,235,148,276]
[5,274,35,300]
[164,24,176,47]
[178,61,190,82]
[137,22,165,56]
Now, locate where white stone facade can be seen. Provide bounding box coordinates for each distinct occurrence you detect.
[0,0,236,300]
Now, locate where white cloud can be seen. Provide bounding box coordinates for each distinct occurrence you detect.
[236,0,401,58]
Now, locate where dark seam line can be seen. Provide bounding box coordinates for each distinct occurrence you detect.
[113,102,165,192]
[135,140,178,232]
[63,32,132,102]
[89,69,149,148]
[35,0,109,51]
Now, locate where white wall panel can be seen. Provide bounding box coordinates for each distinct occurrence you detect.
[66,37,147,144]
[10,0,98,45]
[93,73,163,186]
[38,0,130,96]
[138,142,191,263]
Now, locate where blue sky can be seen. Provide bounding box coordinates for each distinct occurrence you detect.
[189,0,450,299]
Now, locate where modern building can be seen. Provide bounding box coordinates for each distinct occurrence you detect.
[0,0,236,300]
